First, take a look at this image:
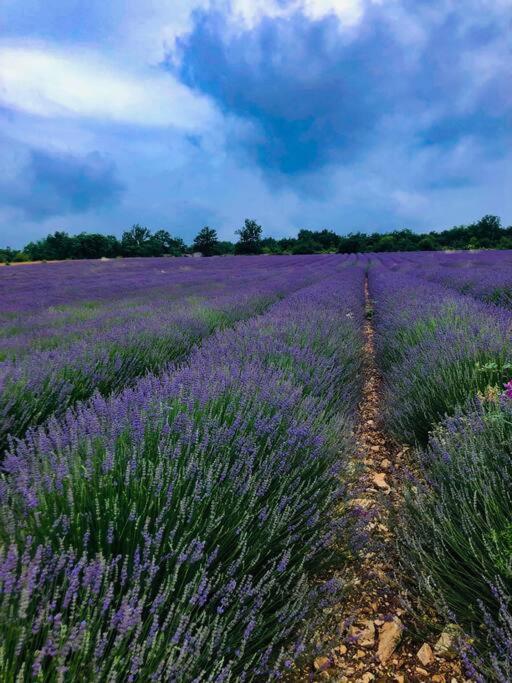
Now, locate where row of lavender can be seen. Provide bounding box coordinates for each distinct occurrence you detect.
[376,250,512,309]
[369,259,512,680]
[0,255,346,453]
[0,267,365,680]
[1,254,355,313]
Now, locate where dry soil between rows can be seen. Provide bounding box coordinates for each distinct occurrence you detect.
[303,278,469,683]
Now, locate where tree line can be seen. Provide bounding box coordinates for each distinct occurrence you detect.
[1,215,511,263]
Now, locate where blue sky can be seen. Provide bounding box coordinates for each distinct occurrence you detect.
[1,0,511,247]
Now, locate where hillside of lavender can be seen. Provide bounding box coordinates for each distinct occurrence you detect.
[1,251,512,680]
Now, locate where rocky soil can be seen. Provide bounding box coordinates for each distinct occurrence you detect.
[302,279,470,683]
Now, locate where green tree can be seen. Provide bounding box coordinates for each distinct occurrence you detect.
[121,224,153,256]
[337,233,368,254]
[235,219,263,255]
[469,215,502,248]
[0,247,17,264]
[24,231,74,261]
[150,230,186,256]
[71,233,119,259]
[418,236,439,251]
[297,229,340,252]
[192,226,219,256]
[216,240,235,255]
[260,237,281,254]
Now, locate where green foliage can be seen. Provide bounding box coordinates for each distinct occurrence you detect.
[21,227,186,261]
[150,229,186,256]
[4,214,512,262]
[192,226,220,256]
[0,304,254,452]
[235,219,263,255]
[121,225,185,257]
[0,247,25,264]
[383,310,512,444]
[217,240,236,255]
[398,400,512,657]
[335,216,511,253]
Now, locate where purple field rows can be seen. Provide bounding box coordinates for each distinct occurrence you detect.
[1,252,512,680]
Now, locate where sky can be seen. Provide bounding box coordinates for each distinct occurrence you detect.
[1,0,511,248]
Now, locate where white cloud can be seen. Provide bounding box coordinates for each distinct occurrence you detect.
[301,0,365,24]
[0,43,219,131]
[114,0,212,63]
[215,0,371,30]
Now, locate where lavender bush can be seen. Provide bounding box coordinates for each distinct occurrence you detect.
[372,250,512,309]
[0,255,346,452]
[398,398,512,679]
[0,268,365,680]
[370,252,512,679]
[370,266,512,443]
[0,254,342,314]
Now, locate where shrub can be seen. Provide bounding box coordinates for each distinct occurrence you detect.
[398,397,512,679]
[0,270,364,680]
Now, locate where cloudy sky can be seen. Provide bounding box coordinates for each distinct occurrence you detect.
[1,0,511,247]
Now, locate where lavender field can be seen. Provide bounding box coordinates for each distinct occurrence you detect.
[1,252,512,681]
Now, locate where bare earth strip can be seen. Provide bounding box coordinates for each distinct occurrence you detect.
[304,277,468,683]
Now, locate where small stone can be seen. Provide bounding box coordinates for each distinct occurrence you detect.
[350,498,374,509]
[334,644,347,656]
[370,445,380,452]
[417,642,434,666]
[319,672,331,680]
[355,649,366,659]
[394,676,405,683]
[314,656,331,672]
[435,624,463,660]
[415,667,429,676]
[372,566,389,583]
[349,620,375,648]
[361,674,375,683]
[381,459,391,469]
[432,676,445,683]
[377,617,403,663]
[366,419,375,426]
[372,473,390,491]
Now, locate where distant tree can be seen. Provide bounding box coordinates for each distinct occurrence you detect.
[297,229,340,252]
[121,224,153,256]
[46,231,75,259]
[0,247,18,264]
[4,214,511,263]
[235,219,263,255]
[472,215,502,244]
[25,231,74,261]
[193,226,219,256]
[217,240,236,255]
[338,233,368,254]
[497,236,512,250]
[277,237,297,253]
[12,251,30,262]
[418,236,439,251]
[71,233,119,259]
[373,235,397,252]
[150,230,186,256]
[261,237,281,254]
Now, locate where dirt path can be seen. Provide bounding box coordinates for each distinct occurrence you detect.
[305,277,467,683]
